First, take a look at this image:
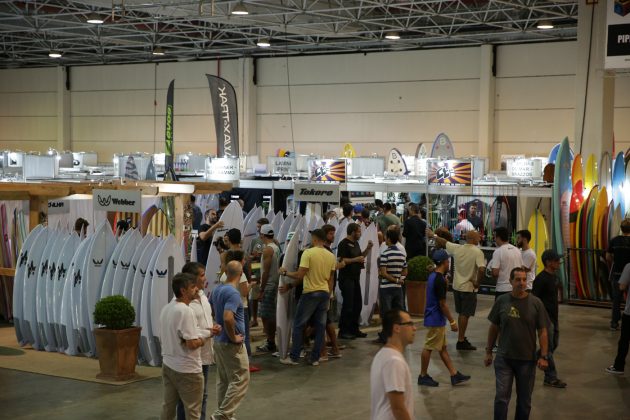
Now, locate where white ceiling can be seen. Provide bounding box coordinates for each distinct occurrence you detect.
[0,1,579,68]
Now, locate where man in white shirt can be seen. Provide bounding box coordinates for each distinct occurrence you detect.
[370,309,416,420]
[489,227,523,299]
[517,229,537,291]
[160,273,214,420]
[175,263,222,420]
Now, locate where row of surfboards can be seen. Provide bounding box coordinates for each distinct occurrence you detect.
[0,203,27,322]
[552,137,630,301]
[12,220,184,366]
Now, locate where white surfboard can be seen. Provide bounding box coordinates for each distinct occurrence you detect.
[243,204,257,228]
[276,225,300,360]
[328,216,339,230]
[242,206,264,256]
[265,207,274,221]
[204,201,244,294]
[35,229,64,351]
[271,211,284,239]
[52,233,80,352]
[149,235,185,366]
[123,233,154,300]
[12,224,44,345]
[139,238,166,365]
[131,235,159,364]
[190,232,198,263]
[332,218,349,253]
[73,234,94,355]
[287,214,303,243]
[112,229,141,296]
[277,212,294,252]
[386,148,409,176]
[430,132,455,159]
[60,237,90,355]
[42,230,69,352]
[100,228,134,300]
[81,221,116,356]
[23,226,49,349]
[359,223,379,326]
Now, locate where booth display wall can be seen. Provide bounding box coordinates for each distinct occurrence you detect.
[1,42,630,168]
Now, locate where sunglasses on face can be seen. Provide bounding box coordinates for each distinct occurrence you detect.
[396,321,415,326]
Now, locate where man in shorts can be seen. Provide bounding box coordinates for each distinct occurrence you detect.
[418,249,471,387]
[256,224,281,353]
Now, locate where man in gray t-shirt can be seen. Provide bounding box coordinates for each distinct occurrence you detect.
[484,267,549,420]
[606,263,630,375]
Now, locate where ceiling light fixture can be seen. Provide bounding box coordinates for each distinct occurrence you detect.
[48,50,62,58]
[257,38,271,47]
[385,32,401,40]
[231,2,249,15]
[86,13,104,24]
[537,20,554,29]
[152,46,165,56]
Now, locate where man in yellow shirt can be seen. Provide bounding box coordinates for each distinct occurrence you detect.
[279,228,336,366]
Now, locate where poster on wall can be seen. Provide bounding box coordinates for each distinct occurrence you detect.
[308,159,346,182]
[428,160,472,186]
[606,0,630,69]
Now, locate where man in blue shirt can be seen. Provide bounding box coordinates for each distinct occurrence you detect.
[418,249,471,387]
[210,260,250,420]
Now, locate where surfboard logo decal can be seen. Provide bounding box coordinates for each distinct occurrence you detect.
[49,262,56,279]
[97,194,112,207]
[92,259,103,267]
[156,269,168,277]
[112,260,117,268]
[121,261,131,269]
[19,251,28,267]
[58,264,66,280]
[140,268,147,276]
[41,260,48,277]
[73,270,82,287]
[132,264,136,271]
[27,261,36,278]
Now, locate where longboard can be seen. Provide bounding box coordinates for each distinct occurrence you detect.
[584,154,597,192]
[551,137,572,300]
[569,180,584,298]
[431,133,455,158]
[612,152,626,216]
[359,223,379,326]
[23,226,49,349]
[276,222,301,360]
[527,209,548,278]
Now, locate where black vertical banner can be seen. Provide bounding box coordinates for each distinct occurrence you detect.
[164,79,177,181]
[206,74,239,157]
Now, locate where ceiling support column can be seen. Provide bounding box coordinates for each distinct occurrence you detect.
[238,57,257,156]
[56,65,71,151]
[478,44,496,169]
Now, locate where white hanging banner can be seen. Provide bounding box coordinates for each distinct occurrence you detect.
[93,189,141,213]
[606,0,630,69]
[294,182,340,203]
[47,199,69,215]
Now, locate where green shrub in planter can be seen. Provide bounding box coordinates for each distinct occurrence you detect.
[94,295,135,330]
[406,255,434,282]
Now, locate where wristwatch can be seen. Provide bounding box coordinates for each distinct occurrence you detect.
[540,354,550,361]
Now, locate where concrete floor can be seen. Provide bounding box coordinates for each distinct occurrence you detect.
[1,294,628,420]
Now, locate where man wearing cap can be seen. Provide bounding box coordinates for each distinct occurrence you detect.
[606,261,630,375]
[484,267,550,420]
[606,218,630,330]
[279,228,337,366]
[402,202,426,259]
[427,228,486,351]
[256,224,281,353]
[418,249,471,387]
[489,227,523,298]
[532,250,567,388]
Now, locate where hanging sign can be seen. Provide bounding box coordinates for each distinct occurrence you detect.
[47,199,69,215]
[205,157,239,181]
[93,189,141,213]
[606,0,630,69]
[294,182,341,203]
[506,159,543,178]
[268,157,297,175]
[428,160,472,186]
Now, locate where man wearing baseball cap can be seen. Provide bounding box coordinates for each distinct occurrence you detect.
[418,249,471,387]
[532,249,567,388]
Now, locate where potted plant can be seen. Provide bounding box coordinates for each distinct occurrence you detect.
[405,255,434,316]
[93,295,141,381]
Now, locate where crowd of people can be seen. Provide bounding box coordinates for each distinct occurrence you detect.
[159,197,629,420]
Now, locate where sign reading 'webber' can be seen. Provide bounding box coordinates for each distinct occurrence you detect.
[294,182,341,203]
[93,189,141,213]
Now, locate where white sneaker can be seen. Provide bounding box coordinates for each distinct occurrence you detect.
[280,358,299,366]
[310,360,320,366]
[271,351,280,357]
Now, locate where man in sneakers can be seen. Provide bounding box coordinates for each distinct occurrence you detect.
[337,222,373,339]
[256,224,281,354]
[427,229,485,351]
[606,218,630,330]
[418,249,471,387]
[279,228,336,366]
[517,230,537,291]
[210,261,250,420]
[370,309,417,420]
[376,229,407,343]
[532,250,567,388]
[484,267,550,420]
[490,227,523,298]
[606,262,630,375]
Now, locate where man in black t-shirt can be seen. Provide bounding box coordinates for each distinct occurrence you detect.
[532,250,566,388]
[196,209,224,265]
[337,222,373,339]
[466,202,484,233]
[402,202,426,259]
[606,218,630,330]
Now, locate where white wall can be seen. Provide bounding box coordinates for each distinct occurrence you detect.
[0,41,628,168]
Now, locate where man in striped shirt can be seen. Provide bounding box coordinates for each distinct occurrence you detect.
[376,228,407,343]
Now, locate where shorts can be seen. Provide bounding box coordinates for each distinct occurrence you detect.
[258,283,278,319]
[249,283,261,300]
[453,290,477,317]
[424,326,447,351]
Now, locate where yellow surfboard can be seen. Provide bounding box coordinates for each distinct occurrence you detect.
[342,143,356,158]
[584,154,597,192]
[527,209,548,276]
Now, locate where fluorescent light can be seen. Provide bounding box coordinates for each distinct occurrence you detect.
[385,32,401,40]
[152,46,165,56]
[86,13,104,24]
[257,38,271,47]
[48,50,62,58]
[231,2,249,15]
[537,20,553,29]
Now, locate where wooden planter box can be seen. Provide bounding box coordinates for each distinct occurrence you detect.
[94,327,141,381]
[406,281,427,317]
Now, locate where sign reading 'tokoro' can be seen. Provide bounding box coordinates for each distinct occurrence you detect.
[294,182,341,203]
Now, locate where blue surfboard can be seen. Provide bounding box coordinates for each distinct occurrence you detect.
[551,137,572,300]
[612,151,625,216]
